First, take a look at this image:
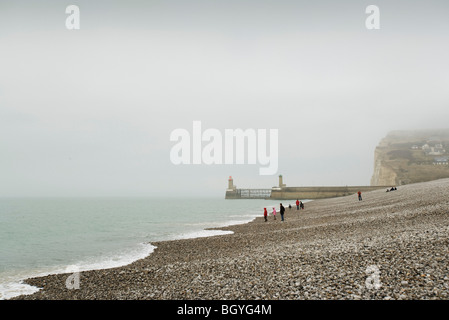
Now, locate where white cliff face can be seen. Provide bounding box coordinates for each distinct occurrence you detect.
[371,150,397,186]
[371,139,398,187]
[370,150,381,186]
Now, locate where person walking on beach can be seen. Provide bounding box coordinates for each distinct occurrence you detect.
[296,199,300,210]
[272,207,277,220]
[300,201,304,210]
[280,203,285,221]
[264,208,268,222]
[358,191,362,201]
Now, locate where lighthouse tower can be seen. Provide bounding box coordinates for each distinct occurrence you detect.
[227,176,236,191]
[279,174,286,188]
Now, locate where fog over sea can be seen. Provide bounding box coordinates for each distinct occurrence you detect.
[0,197,302,299]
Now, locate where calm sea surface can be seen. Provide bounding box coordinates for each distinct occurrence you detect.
[0,197,294,299]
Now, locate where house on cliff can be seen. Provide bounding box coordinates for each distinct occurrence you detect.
[423,143,446,155]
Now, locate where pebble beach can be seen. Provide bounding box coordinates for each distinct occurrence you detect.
[12,178,449,300]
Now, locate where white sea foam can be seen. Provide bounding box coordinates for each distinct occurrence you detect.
[162,213,261,241]
[174,229,234,240]
[72,242,156,272]
[0,266,61,300]
[0,278,41,300]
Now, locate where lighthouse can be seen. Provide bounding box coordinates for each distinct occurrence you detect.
[227,176,236,191]
[279,174,286,188]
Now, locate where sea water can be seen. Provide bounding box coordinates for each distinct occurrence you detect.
[0,197,295,299]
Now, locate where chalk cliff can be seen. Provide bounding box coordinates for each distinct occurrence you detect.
[371,130,449,186]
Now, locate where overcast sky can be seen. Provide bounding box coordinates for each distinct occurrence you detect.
[1,0,449,197]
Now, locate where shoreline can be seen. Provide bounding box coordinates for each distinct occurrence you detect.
[11,179,449,300]
[1,212,259,300]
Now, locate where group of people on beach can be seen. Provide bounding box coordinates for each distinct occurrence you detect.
[295,199,305,210]
[386,187,398,192]
[263,199,304,222]
[263,204,285,222]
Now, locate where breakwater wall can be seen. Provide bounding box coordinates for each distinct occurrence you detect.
[225,176,389,200]
[270,186,388,200]
[226,186,389,200]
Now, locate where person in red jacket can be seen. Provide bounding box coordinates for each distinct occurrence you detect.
[296,199,300,210]
[263,208,268,222]
[358,191,362,201]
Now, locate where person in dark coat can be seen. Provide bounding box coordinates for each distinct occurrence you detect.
[280,203,285,221]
